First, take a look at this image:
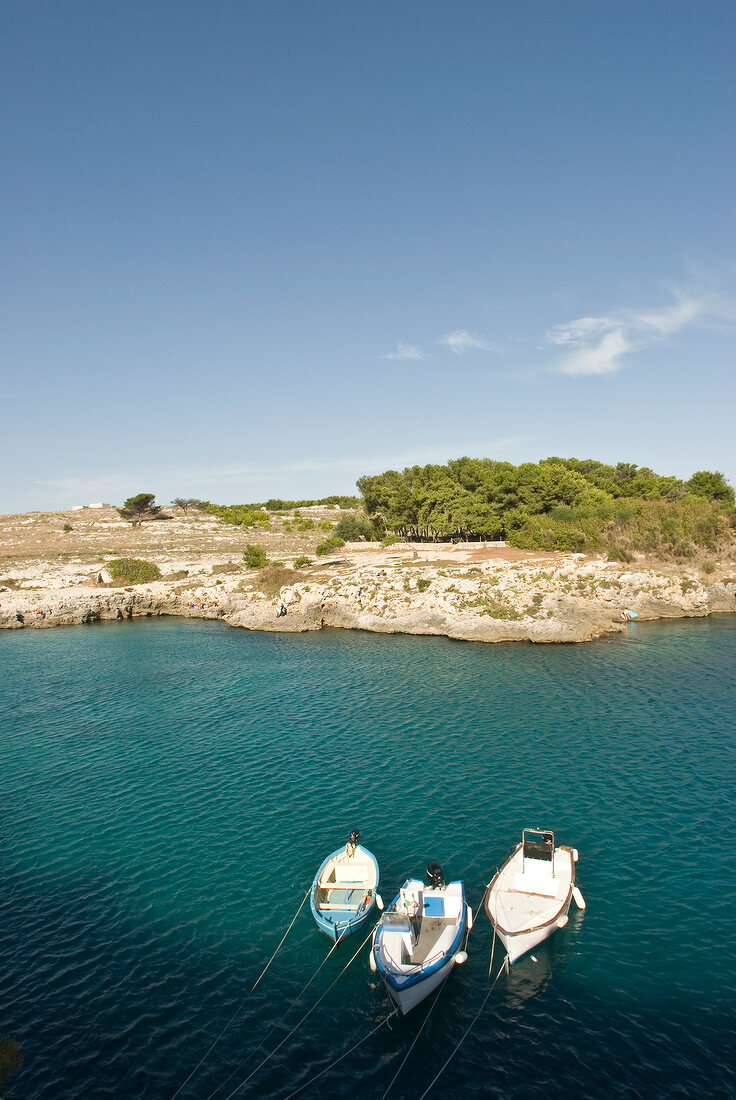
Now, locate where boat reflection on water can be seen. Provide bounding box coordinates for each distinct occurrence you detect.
[498,906,584,1008]
[502,943,555,1006]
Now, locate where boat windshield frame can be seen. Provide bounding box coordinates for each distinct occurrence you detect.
[522,828,555,870]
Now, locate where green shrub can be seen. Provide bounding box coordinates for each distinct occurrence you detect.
[381,535,399,547]
[526,592,544,616]
[199,502,262,527]
[702,559,716,574]
[316,537,345,556]
[107,558,161,584]
[62,523,72,533]
[243,544,268,569]
[334,514,374,541]
[297,518,315,531]
[607,545,632,563]
[416,577,431,592]
[293,555,312,568]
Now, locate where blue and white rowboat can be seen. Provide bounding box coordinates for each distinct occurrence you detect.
[310,830,381,942]
[370,863,471,1014]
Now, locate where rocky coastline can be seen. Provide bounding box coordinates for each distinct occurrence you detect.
[2,506,735,643]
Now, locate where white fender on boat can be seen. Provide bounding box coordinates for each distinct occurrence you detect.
[376,894,384,911]
[466,905,473,931]
[453,950,468,965]
[369,949,377,972]
[556,914,569,929]
[572,886,586,910]
[572,848,579,862]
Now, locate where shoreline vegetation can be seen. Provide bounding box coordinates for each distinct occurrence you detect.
[2,458,735,643]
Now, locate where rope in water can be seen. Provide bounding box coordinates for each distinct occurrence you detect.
[488,920,497,978]
[209,933,344,1100]
[379,968,452,1100]
[382,972,451,1100]
[280,888,482,1098]
[416,953,508,1100]
[380,888,495,1099]
[252,887,313,991]
[220,924,377,1097]
[281,1010,399,1100]
[170,886,311,1100]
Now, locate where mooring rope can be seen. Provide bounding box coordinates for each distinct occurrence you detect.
[379,967,453,1100]
[252,887,313,991]
[210,934,344,1100]
[281,1010,399,1100]
[170,886,311,1100]
[380,890,502,1100]
[488,922,497,978]
[220,924,376,1097]
[416,953,507,1099]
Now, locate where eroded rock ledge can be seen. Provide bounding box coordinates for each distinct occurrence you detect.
[3,549,735,644]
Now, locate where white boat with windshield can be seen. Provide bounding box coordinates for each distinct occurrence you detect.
[485,828,585,965]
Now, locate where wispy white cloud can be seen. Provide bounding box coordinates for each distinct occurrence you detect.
[547,293,720,376]
[553,327,634,376]
[380,342,425,361]
[36,437,529,502]
[438,329,493,355]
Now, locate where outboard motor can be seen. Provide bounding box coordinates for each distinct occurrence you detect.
[426,862,445,889]
[347,829,360,854]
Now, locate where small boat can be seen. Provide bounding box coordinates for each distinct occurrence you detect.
[484,828,585,965]
[370,863,471,1015]
[310,830,381,942]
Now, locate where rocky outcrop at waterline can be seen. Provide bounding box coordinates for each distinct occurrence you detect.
[2,545,735,643]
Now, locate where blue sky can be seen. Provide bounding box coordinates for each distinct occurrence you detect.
[2,0,734,512]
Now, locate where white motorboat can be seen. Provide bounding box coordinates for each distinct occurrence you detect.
[370,863,471,1015]
[485,828,584,965]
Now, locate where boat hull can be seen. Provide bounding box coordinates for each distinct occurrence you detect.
[312,902,375,942]
[485,839,576,965]
[310,842,380,941]
[374,878,468,1015]
[494,897,573,964]
[385,954,458,1015]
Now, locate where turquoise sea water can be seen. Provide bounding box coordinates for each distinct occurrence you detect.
[1,617,735,1099]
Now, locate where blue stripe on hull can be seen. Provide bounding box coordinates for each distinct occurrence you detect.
[311,903,374,941]
[309,843,380,941]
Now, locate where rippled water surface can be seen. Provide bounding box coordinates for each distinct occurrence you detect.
[1,617,735,1099]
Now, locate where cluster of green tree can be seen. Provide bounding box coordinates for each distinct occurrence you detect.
[316,536,345,556]
[252,495,360,511]
[198,497,360,528]
[356,458,735,558]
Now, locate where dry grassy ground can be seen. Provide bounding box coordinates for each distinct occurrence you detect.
[0,505,560,586]
[0,505,351,583]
